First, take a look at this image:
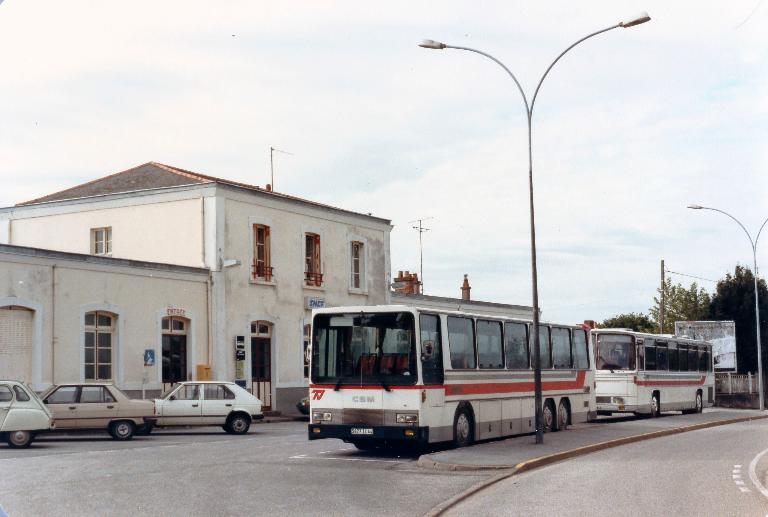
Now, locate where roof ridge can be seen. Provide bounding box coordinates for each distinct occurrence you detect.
[16,162,159,206]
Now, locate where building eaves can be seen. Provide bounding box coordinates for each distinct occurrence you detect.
[0,244,210,276]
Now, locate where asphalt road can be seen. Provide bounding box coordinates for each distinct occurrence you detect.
[0,422,487,517]
[447,417,768,517]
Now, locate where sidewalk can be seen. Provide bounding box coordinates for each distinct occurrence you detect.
[418,408,768,471]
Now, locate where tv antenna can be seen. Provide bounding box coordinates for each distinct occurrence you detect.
[270,147,294,191]
[409,217,433,293]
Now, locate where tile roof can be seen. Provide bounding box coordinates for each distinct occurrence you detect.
[15,162,390,223]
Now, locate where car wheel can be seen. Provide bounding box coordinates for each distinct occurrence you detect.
[7,430,34,448]
[557,400,570,431]
[453,407,473,448]
[109,421,135,441]
[542,400,557,432]
[227,414,251,435]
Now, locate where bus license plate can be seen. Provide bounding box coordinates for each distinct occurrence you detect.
[350,428,373,435]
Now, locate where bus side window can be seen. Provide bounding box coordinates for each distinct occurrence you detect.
[644,344,657,371]
[688,346,698,372]
[447,316,476,369]
[669,344,679,371]
[551,327,572,369]
[572,329,589,369]
[419,314,444,384]
[477,320,503,369]
[655,342,668,371]
[637,342,644,370]
[678,344,688,371]
[699,347,708,371]
[536,326,552,369]
[504,322,529,369]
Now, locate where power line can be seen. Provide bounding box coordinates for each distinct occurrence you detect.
[665,268,717,283]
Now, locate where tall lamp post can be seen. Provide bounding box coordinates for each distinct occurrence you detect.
[688,204,768,410]
[420,12,651,444]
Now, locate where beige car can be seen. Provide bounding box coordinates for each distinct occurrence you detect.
[1,380,54,448]
[41,383,156,440]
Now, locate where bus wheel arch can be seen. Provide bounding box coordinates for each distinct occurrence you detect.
[453,402,475,447]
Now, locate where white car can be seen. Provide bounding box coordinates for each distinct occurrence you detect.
[0,380,54,448]
[154,381,263,434]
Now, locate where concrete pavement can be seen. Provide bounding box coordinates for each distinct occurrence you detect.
[419,409,768,472]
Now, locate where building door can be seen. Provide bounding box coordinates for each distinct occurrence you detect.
[250,321,272,410]
[162,316,188,388]
[0,306,33,383]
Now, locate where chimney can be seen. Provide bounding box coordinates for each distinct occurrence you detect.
[393,270,421,295]
[265,184,273,192]
[461,274,471,301]
[581,320,597,329]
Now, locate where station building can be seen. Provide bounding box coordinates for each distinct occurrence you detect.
[0,162,392,413]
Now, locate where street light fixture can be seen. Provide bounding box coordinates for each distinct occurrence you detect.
[420,13,650,444]
[688,204,768,410]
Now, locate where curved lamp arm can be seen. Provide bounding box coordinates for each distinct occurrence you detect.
[689,205,756,252]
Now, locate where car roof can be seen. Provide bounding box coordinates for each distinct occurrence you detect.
[175,381,237,385]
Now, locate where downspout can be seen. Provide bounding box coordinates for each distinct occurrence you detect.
[50,264,56,385]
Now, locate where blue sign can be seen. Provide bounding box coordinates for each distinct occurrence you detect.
[144,349,155,367]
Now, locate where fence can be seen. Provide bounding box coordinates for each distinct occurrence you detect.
[715,372,758,394]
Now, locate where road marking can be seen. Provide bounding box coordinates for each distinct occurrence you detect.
[289,454,308,459]
[736,480,745,486]
[739,487,751,493]
[748,447,768,499]
[734,474,742,479]
[735,465,742,468]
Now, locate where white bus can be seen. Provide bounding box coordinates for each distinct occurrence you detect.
[307,305,596,449]
[592,329,715,416]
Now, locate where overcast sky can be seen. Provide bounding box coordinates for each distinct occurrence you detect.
[1,1,767,324]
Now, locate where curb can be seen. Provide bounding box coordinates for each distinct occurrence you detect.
[422,413,768,517]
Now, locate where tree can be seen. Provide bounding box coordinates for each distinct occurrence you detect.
[599,312,656,333]
[708,265,768,375]
[649,277,711,333]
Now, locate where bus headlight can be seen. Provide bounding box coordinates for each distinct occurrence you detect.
[313,412,332,422]
[396,413,418,424]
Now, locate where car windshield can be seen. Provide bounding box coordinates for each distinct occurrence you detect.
[596,334,636,370]
[311,312,417,385]
[160,385,181,399]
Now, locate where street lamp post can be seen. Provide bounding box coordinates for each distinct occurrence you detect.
[688,204,768,410]
[420,12,650,444]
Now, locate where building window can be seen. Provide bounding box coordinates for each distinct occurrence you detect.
[304,233,322,286]
[162,316,188,384]
[84,311,115,380]
[252,224,273,281]
[303,323,311,379]
[350,241,364,289]
[91,227,112,256]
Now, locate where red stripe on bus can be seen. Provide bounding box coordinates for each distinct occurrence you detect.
[633,376,706,386]
[310,371,587,394]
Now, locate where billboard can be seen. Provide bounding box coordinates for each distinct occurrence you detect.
[674,320,736,371]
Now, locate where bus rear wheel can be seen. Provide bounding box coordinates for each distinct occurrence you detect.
[650,393,660,418]
[542,400,557,432]
[695,391,703,413]
[557,400,570,430]
[453,407,474,447]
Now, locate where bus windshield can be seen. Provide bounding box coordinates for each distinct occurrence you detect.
[596,334,636,370]
[311,312,417,386]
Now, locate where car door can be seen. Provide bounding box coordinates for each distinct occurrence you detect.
[0,384,12,431]
[44,386,80,428]
[201,384,236,424]
[160,384,202,425]
[76,386,118,429]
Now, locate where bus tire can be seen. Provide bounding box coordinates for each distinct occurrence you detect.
[543,400,557,432]
[557,399,570,430]
[695,390,703,413]
[650,392,660,418]
[453,406,474,447]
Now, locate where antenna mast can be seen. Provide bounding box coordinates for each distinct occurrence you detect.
[409,217,433,293]
[269,146,294,190]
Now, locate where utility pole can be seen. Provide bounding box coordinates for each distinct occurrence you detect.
[660,259,665,334]
[269,147,294,191]
[409,217,432,294]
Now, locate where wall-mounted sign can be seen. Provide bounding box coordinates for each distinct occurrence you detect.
[144,349,155,367]
[305,297,326,310]
[167,307,186,318]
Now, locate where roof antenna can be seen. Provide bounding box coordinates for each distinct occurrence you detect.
[270,147,294,191]
[409,217,433,294]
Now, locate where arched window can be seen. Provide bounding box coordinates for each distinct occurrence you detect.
[84,311,116,380]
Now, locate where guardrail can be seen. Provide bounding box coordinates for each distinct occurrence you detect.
[716,372,757,394]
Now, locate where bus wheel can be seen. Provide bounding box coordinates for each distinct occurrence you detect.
[557,400,570,431]
[695,391,703,413]
[453,407,473,447]
[542,400,556,432]
[650,393,660,417]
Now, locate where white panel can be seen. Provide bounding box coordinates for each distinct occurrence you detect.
[0,308,33,382]
[502,398,522,435]
[479,400,502,440]
[0,219,9,244]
